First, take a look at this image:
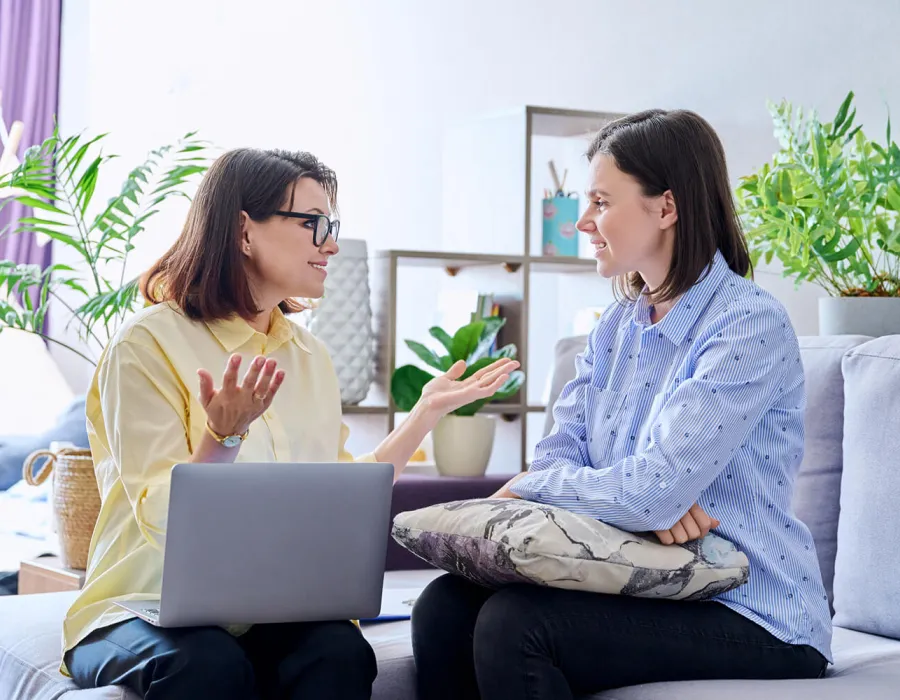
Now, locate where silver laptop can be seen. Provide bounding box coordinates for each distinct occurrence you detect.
[114,461,394,627]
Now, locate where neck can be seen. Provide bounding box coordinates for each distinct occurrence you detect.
[248,305,276,334]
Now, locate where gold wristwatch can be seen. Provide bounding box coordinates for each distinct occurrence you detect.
[205,422,249,448]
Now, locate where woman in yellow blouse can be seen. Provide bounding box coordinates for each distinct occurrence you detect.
[61,148,517,700]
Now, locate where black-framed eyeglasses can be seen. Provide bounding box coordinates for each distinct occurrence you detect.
[275,211,341,246]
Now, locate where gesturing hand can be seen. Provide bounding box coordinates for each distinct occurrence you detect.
[419,358,519,417]
[197,354,286,436]
[655,503,720,545]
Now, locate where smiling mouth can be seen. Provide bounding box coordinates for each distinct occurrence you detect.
[309,262,327,275]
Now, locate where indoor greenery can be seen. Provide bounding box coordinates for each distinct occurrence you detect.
[391,317,525,416]
[0,127,210,364]
[736,90,900,296]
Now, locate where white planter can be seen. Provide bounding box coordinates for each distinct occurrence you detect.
[432,414,496,477]
[307,239,375,404]
[819,297,900,337]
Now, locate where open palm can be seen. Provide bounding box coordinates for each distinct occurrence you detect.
[420,358,519,416]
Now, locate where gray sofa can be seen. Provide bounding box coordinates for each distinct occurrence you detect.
[3,334,900,699]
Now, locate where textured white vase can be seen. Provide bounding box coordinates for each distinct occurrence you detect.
[432,414,496,477]
[307,238,375,404]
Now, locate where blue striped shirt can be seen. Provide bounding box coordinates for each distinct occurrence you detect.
[511,250,832,662]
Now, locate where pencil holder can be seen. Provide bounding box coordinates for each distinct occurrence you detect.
[541,195,579,256]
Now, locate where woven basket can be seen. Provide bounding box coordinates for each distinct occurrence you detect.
[23,447,99,571]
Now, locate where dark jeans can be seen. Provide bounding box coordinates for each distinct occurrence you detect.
[412,574,827,700]
[65,617,376,700]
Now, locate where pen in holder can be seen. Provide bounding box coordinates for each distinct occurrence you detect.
[541,193,579,256]
[542,160,579,256]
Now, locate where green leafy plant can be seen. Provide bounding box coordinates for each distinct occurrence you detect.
[391,317,525,417]
[0,127,211,364]
[736,91,900,296]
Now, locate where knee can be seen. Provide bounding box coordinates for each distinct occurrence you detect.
[473,586,547,666]
[309,622,377,681]
[156,633,254,698]
[412,572,490,641]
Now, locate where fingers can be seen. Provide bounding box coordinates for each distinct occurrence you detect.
[680,511,702,541]
[655,528,675,545]
[689,503,714,537]
[251,358,277,397]
[222,354,242,391]
[669,521,689,544]
[468,357,518,382]
[197,369,215,407]
[262,370,287,408]
[444,360,466,380]
[241,355,266,392]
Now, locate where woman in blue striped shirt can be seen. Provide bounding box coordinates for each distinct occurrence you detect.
[412,109,832,699]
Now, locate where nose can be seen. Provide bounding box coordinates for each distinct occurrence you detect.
[320,234,339,256]
[576,209,595,234]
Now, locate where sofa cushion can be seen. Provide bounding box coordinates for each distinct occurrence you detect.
[393,499,749,600]
[589,627,900,699]
[543,335,589,438]
[833,336,900,640]
[0,570,444,700]
[794,335,871,611]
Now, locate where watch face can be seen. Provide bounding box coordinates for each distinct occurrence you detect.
[222,435,242,448]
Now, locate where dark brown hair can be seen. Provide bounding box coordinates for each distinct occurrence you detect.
[140,148,338,320]
[586,109,751,304]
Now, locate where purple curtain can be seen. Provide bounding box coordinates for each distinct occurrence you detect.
[0,0,61,272]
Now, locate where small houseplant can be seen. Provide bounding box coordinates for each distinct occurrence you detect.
[391,317,524,476]
[0,126,210,568]
[736,90,900,335]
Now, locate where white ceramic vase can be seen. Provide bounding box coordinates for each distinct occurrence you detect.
[307,238,375,404]
[432,414,496,477]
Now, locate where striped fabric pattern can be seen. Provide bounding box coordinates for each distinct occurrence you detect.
[511,250,833,662]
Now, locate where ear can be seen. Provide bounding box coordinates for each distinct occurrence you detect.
[239,211,253,257]
[659,190,678,229]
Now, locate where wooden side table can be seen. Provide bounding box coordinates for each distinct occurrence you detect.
[19,557,85,595]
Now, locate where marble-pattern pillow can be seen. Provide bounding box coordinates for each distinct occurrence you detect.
[392,498,749,600]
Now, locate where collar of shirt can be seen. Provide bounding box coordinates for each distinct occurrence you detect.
[633,249,731,345]
[204,306,311,354]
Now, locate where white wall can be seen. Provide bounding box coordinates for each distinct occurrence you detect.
[55,0,900,395]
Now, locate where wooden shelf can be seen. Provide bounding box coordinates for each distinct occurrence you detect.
[376,250,598,276]
[528,256,598,274]
[528,106,623,139]
[341,404,389,415]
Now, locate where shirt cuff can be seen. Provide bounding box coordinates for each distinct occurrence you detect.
[509,471,546,502]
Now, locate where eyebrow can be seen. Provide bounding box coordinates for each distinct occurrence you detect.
[587,189,611,198]
[305,207,327,215]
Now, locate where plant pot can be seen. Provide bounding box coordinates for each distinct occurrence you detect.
[23,447,99,570]
[432,414,496,477]
[819,297,900,337]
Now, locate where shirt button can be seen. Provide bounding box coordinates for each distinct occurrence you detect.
[659,481,668,489]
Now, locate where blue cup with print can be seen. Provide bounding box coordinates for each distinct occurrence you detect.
[541,195,579,256]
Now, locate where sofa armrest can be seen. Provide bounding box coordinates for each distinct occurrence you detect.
[385,473,515,571]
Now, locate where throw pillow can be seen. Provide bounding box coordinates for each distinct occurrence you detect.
[392,498,749,600]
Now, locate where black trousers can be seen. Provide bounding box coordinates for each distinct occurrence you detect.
[65,617,376,700]
[412,574,827,700]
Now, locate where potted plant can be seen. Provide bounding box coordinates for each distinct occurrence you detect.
[391,317,525,476]
[0,126,210,568]
[736,91,900,336]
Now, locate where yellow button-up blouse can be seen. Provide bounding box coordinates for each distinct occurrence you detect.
[60,301,372,675]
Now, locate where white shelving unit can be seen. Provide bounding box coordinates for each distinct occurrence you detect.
[344,107,627,473]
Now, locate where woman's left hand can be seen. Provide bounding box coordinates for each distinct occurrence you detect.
[418,358,519,420]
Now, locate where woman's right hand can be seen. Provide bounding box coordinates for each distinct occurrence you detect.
[655,503,720,545]
[197,354,286,436]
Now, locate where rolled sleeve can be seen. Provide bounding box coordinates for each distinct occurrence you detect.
[512,303,795,531]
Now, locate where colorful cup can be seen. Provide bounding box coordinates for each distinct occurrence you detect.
[541,195,579,256]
